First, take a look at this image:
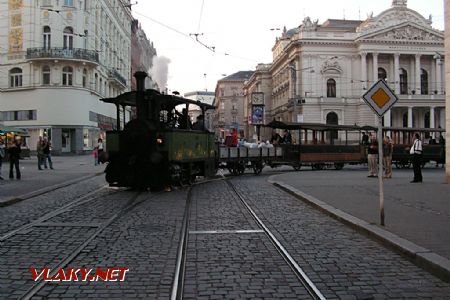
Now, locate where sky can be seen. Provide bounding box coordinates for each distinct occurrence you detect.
[131,0,445,95]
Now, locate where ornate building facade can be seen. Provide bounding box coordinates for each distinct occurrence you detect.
[214,71,253,139]
[244,0,445,142]
[445,0,450,183]
[0,0,133,154]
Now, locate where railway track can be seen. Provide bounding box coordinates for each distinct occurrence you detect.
[18,189,147,300]
[171,179,326,300]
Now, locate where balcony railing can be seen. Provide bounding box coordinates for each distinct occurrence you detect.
[26,47,99,64]
[108,68,127,87]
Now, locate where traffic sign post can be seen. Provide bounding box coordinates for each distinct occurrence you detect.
[362,80,398,226]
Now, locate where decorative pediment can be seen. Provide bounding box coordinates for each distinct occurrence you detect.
[362,24,443,42]
[321,57,342,74]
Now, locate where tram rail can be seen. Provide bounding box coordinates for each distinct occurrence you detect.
[171,178,326,300]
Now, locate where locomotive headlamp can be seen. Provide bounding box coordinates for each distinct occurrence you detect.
[156,136,164,145]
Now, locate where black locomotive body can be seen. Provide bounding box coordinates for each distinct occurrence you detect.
[101,72,216,190]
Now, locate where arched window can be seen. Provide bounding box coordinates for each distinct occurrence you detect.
[63,27,74,50]
[378,68,387,81]
[326,112,339,141]
[62,66,73,86]
[43,26,51,49]
[42,65,51,85]
[399,68,408,94]
[9,68,23,87]
[327,78,336,98]
[420,69,428,95]
[82,68,87,88]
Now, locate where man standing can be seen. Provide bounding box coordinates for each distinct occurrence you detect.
[8,139,21,180]
[410,133,423,183]
[0,140,5,180]
[36,136,44,170]
[42,137,53,169]
[367,134,378,177]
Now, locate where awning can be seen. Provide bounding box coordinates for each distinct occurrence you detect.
[0,125,29,135]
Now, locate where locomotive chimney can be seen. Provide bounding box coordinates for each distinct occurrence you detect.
[134,71,148,120]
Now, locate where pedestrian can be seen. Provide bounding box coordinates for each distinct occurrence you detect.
[282,129,292,144]
[36,136,44,170]
[192,114,205,130]
[367,134,378,177]
[383,136,393,178]
[410,133,423,183]
[8,139,21,180]
[42,137,53,169]
[361,132,369,145]
[0,139,5,180]
[270,130,282,145]
[93,146,98,166]
[97,138,104,164]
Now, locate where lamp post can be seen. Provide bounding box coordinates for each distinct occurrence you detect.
[288,65,314,122]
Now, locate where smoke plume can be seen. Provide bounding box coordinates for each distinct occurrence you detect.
[149,56,171,92]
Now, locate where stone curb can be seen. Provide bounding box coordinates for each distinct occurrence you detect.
[268,176,450,283]
[0,172,104,208]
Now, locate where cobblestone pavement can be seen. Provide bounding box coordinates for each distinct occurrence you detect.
[0,176,107,235]
[32,189,187,299]
[230,175,450,299]
[185,181,311,299]
[2,174,450,299]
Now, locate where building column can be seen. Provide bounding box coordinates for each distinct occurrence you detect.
[384,109,391,127]
[408,106,413,128]
[415,54,421,94]
[430,107,436,129]
[394,53,400,94]
[436,56,442,94]
[372,52,378,84]
[361,52,367,89]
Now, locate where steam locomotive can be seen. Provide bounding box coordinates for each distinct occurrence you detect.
[101,72,217,190]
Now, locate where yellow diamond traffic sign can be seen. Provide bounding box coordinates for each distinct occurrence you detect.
[363,80,398,117]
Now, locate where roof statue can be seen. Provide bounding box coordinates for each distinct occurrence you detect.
[392,0,407,7]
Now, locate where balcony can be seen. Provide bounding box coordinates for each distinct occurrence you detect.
[108,68,127,87]
[26,47,99,64]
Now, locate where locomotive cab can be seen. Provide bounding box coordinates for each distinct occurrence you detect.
[100,72,216,190]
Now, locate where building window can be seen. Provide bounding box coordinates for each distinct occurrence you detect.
[9,68,23,87]
[326,112,338,140]
[378,68,387,81]
[64,0,74,6]
[63,27,74,50]
[420,69,428,95]
[83,30,88,49]
[2,110,37,121]
[95,73,98,91]
[327,79,336,98]
[82,68,87,88]
[62,66,73,86]
[42,0,52,6]
[42,65,51,85]
[399,68,408,95]
[43,26,51,49]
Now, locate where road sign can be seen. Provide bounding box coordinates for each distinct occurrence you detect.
[362,79,398,117]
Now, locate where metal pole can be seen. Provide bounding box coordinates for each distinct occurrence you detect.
[377,116,385,226]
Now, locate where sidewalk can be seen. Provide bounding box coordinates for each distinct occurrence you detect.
[269,165,450,281]
[0,155,105,206]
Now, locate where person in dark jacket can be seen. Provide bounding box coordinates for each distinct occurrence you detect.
[8,140,21,180]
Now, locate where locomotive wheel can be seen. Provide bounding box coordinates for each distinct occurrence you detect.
[292,163,301,171]
[252,162,263,175]
[334,163,344,170]
[238,162,246,175]
[312,163,325,170]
